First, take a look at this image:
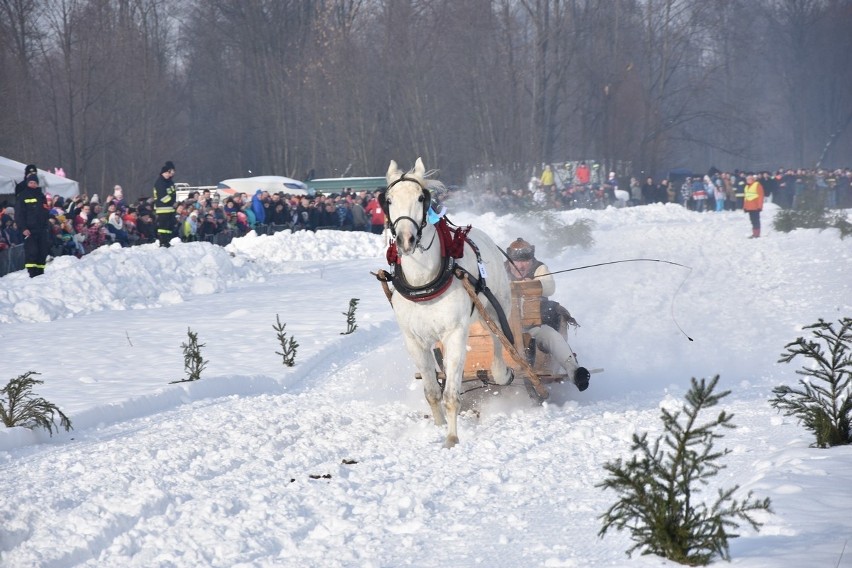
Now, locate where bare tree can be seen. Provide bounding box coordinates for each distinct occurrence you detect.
[1,0,850,197]
[0,0,40,157]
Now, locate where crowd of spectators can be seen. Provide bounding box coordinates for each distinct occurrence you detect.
[1,165,849,270]
[445,166,852,215]
[0,185,388,263]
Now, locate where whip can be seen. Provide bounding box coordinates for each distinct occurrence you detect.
[539,258,694,342]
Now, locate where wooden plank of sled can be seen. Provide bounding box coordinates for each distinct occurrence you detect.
[457,273,550,400]
[461,279,543,378]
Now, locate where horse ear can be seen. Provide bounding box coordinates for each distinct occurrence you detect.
[413,157,426,178]
[386,160,401,183]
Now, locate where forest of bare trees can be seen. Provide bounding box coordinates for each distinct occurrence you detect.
[1,0,851,203]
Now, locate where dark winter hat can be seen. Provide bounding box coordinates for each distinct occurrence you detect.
[25,164,37,175]
[507,238,535,261]
[161,161,176,174]
[26,174,39,184]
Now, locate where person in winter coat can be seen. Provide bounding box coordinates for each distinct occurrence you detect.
[197,213,218,240]
[182,211,199,241]
[713,176,727,212]
[641,177,658,205]
[743,173,765,238]
[504,238,590,392]
[107,210,130,246]
[15,174,51,277]
[540,164,555,191]
[270,202,290,227]
[575,162,591,185]
[365,191,386,234]
[350,196,369,231]
[251,190,266,226]
[153,161,177,247]
[691,177,707,212]
[86,218,108,251]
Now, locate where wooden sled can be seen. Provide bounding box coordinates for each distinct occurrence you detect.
[424,278,588,401]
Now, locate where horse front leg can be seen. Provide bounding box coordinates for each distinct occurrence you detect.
[440,328,469,449]
[489,333,513,386]
[402,335,445,426]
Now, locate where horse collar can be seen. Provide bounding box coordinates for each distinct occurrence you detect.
[388,219,464,303]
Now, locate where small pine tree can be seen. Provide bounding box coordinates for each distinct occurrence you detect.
[598,376,772,565]
[772,188,850,239]
[171,328,208,383]
[0,372,73,436]
[828,212,852,239]
[540,214,595,249]
[341,298,359,335]
[274,314,299,366]
[770,317,852,448]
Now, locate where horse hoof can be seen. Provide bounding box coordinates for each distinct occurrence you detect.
[443,435,459,449]
[574,367,591,391]
[493,367,515,386]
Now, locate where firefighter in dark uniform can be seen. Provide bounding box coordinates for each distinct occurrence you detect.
[15,174,50,277]
[153,161,177,247]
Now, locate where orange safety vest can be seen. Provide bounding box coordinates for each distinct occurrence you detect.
[744,181,764,211]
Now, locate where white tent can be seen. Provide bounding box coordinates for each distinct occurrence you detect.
[0,156,80,200]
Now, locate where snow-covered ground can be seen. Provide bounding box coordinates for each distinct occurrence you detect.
[1,203,850,567]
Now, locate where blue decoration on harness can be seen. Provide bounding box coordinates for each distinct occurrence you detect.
[426,205,446,225]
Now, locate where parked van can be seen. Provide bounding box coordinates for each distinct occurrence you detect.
[218,175,311,197]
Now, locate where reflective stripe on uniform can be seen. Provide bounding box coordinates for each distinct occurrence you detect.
[25,263,46,268]
[24,198,38,203]
[157,229,173,234]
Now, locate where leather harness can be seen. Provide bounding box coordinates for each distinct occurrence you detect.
[379,176,514,344]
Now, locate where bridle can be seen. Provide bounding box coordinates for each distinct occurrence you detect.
[379,175,434,251]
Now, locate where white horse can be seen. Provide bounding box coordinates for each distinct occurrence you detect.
[383,158,513,448]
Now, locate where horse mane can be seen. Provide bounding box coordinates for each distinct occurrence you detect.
[406,165,446,196]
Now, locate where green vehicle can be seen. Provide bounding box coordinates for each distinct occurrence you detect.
[306,176,386,195]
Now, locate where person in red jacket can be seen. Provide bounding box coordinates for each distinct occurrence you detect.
[575,161,590,185]
[743,173,765,238]
[364,189,386,235]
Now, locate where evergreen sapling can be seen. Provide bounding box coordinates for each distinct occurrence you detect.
[341,298,359,335]
[274,314,299,366]
[598,375,772,565]
[0,371,72,436]
[770,317,852,447]
[171,327,208,383]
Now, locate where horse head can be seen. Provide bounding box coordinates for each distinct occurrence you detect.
[383,158,432,254]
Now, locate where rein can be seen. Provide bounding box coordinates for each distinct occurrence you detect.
[536,257,694,341]
[535,257,691,277]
